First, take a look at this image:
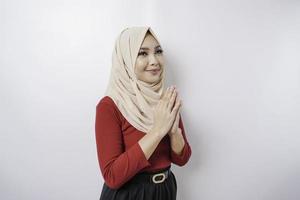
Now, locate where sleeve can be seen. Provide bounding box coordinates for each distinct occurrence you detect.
[170,113,192,166]
[95,101,151,189]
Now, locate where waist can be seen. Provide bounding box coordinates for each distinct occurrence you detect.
[129,166,172,184]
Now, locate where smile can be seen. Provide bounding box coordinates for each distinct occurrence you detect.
[146,69,160,75]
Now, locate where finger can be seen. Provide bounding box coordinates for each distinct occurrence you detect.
[176,103,181,117]
[170,111,180,133]
[171,105,181,126]
[165,86,175,100]
[176,110,180,121]
[162,86,174,108]
[173,110,180,127]
[171,97,181,116]
[162,86,172,100]
[168,90,178,112]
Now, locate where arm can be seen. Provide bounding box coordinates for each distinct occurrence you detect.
[169,114,192,166]
[169,128,185,155]
[95,102,151,189]
[138,128,165,160]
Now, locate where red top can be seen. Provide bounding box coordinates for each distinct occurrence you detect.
[95,96,192,189]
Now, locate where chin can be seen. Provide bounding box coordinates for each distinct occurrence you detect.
[139,73,161,84]
[147,78,160,84]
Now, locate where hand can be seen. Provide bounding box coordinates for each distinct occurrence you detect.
[168,111,181,136]
[151,85,182,138]
[168,89,182,136]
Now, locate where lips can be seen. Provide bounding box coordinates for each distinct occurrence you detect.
[146,69,160,72]
[146,69,160,75]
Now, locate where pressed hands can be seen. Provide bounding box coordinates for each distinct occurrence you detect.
[152,85,182,138]
[138,85,184,160]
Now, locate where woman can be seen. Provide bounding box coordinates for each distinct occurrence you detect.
[95,26,192,200]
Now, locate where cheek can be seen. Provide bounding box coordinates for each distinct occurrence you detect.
[135,59,147,71]
[158,56,164,65]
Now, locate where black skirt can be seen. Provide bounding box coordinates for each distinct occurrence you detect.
[99,166,177,200]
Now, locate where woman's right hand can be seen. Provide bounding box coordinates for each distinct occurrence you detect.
[151,85,182,138]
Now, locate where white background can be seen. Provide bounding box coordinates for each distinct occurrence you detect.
[1,0,300,199]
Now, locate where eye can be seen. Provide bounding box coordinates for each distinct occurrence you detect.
[156,49,163,54]
[138,51,147,56]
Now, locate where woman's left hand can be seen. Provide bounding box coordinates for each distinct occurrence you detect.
[168,111,181,136]
[168,89,182,136]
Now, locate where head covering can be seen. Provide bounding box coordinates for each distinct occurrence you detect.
[104,26,166,133]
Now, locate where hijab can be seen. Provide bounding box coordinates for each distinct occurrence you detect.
[104,26,166,133]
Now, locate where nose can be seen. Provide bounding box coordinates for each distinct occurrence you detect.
[148,53,159,66]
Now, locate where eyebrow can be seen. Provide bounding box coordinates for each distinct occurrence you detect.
[139,45,161,50]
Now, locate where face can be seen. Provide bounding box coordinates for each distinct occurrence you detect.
[134,32,164,84]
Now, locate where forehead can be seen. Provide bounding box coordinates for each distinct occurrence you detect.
[140,33,160,48]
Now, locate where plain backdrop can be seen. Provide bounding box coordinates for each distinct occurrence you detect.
[1,0,300,199]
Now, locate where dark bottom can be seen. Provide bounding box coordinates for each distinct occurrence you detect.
[99,170,177,200]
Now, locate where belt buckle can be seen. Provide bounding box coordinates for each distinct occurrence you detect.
[152,172,166,184]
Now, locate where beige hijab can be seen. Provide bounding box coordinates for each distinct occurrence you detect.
[104,26,166,133]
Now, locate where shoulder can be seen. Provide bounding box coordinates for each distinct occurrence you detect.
[96,96,123,123]
[96,96,116,108]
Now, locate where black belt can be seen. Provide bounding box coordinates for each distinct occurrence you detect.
[130,166,171,184]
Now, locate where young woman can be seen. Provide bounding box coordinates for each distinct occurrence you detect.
[95,26,192,200]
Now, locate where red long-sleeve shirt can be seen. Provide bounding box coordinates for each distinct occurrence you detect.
[95,96,192,189]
